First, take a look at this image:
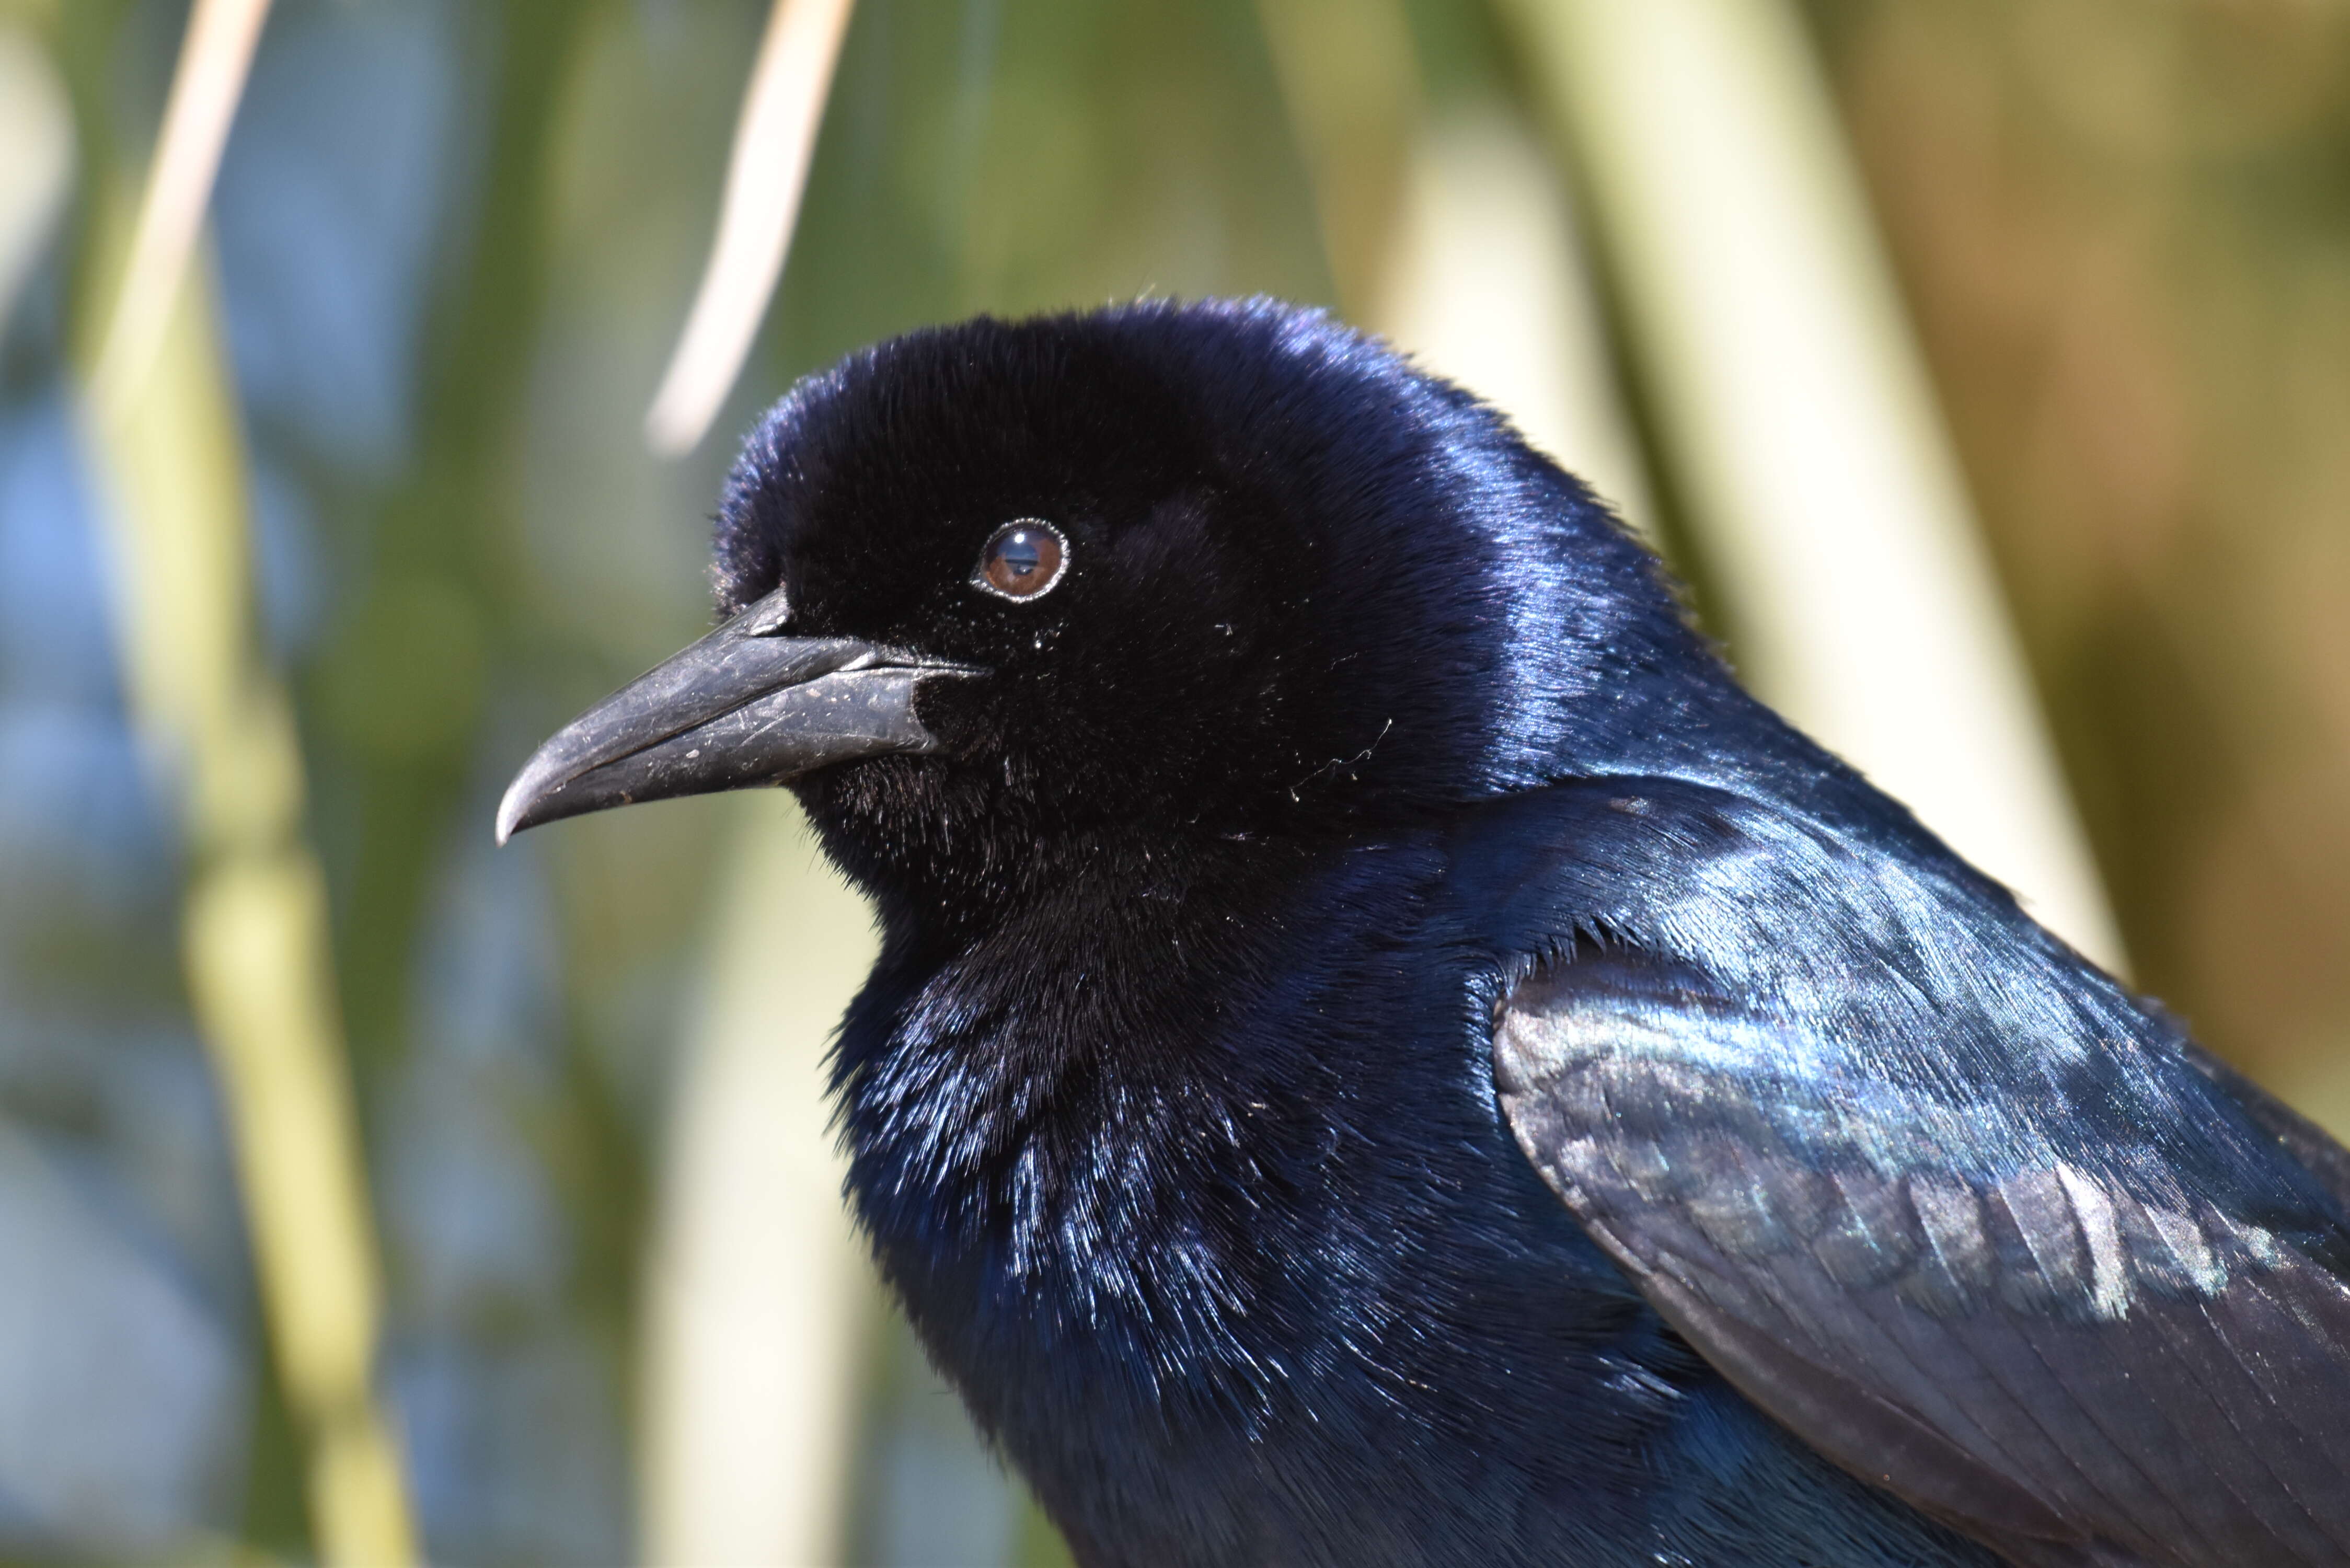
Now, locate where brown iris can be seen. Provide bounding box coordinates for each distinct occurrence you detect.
[975,521,1067,600]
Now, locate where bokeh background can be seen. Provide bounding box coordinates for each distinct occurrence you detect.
[1,0,2346,1563]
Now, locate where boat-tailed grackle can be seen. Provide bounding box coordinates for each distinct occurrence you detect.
[500,299,2350,1568]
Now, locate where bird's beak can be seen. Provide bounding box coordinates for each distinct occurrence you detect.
[494,587,974,844]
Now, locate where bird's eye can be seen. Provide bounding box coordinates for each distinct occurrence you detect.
[973,521,1067,601]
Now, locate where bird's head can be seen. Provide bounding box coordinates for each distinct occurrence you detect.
[497,299,1706,909]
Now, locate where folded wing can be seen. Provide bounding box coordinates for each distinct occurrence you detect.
[1496,948,2350,1568]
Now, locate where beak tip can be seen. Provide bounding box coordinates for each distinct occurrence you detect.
[493,768,547,847]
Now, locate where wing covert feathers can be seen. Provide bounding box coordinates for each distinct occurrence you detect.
[1496,960,2350,1568]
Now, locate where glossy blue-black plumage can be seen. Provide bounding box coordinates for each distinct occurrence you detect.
[1481,779,2350,1567]
[686,299,2350,1566]
[832,820,2015,1565]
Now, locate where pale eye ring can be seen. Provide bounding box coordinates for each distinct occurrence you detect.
[973,520,1068,601]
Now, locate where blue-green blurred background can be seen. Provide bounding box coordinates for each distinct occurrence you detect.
[3,1,2347,1562]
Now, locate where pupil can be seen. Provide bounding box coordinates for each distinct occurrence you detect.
[1000,536,1041,578]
